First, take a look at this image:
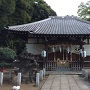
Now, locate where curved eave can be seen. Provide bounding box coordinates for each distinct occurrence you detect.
[28,33,90,38]
[5,16,90,35]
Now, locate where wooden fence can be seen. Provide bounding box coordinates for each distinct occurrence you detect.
[44,60,84,71]
[44,61,56,71]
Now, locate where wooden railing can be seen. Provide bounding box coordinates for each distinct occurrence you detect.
[70,61,83,71]
[44,60,84,71]
[44,61,56,71]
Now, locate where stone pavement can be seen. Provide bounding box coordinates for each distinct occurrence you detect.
[45,71,81,75]
[41,75,90,90]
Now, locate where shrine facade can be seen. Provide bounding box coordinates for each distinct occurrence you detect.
[7,16,90,71]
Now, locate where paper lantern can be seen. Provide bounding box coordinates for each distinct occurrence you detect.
[52,47,55,52]
[83,51,86,58]
[80,50,86,58]
[41,50,46,57]
[80,49,83,54]
[59,46,62,52]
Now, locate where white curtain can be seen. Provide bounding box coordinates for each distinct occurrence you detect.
[26,44,45,55]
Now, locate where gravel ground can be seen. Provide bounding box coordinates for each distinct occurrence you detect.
[0,76,48,90]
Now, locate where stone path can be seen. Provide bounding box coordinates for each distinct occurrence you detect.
[41,75,90,90]
[46,71,81,75]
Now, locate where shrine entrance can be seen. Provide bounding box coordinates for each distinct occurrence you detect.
[46,44,84,71]
[7,16,90,71]
[56,58,70,71]
[55,45,71,71]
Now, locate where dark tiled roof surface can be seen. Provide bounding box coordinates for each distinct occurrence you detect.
[8,16,90,35]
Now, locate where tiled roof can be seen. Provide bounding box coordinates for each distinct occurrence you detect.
[8,16,90,35]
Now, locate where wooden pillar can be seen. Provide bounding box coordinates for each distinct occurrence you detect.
[70,44,72,62]
[63,45,64,62]
[80,44,84,69]
[45,44,48,62]
[66,45,68,61]
[43,37,48,69]
[70,44,72,70]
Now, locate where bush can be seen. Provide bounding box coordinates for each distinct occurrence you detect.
[0,47,16,63]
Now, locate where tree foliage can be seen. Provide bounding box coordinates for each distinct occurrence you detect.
[0,0,56,28]
[7,34,26,55]
[0,0,56,53]
[0,47,16,62]
[31,0,56,21]
[77,1,90,20]
[0,0,16,28]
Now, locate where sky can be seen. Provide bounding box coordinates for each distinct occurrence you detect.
[44,0,89,16]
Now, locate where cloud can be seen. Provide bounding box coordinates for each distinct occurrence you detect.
[44,0,88,16]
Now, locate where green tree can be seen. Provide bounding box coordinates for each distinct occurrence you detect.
[0,47,16,67]
[7,34,26,55]
[0,0,56,28]
[0,0,57,52]
[0,0,16,28]
[0,47,16,63]
[31,0,56,21]
[77,1,90,20]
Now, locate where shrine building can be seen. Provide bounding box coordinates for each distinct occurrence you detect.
[7,16,90,71]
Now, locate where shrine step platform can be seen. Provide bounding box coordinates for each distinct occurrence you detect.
[45,71,82,75]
